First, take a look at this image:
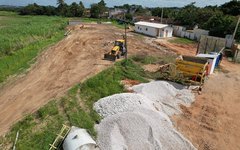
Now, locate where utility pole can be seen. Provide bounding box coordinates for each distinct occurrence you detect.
[124,13,128,60]
[161,7,163,24]
[233,16,240,43]
[233,16,240,62]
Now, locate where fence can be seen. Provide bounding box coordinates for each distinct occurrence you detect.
[172,26,209,41]
[197,35,226,54]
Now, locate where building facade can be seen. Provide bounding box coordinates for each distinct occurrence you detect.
[135,21,173,38]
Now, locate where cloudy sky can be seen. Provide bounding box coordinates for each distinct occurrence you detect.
[0,0,231,7]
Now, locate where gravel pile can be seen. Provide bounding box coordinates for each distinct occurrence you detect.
[94,93,162,118]
[94,81,196,149]
[96,108,196,150]
[132,81,195,116]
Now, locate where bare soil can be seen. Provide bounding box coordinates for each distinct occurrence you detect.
[157,37,240,150]
[155,38,198,56]
[173,58,240,150]
[0,24,164,135]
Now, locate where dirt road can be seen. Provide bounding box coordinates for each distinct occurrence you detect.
[0,24,163,135]
[173,60,240,150]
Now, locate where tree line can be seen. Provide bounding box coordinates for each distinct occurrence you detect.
[151,1,240,39]
[18,0,107,18]
[19,1,85,17]
[5,0,240,40]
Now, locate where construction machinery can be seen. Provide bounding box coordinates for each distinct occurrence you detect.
[104,39,126,61]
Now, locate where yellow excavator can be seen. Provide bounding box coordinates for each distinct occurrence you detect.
[104,39,126,61]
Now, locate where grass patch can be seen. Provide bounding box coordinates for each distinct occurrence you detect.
[0,11,67,83]
[0,59,148,150]
[132,54,176,65]
[169,37,196,44]
[79,17,125,29]
[132,55,159,64]
[80,59,147,110]
[80,17,110,23]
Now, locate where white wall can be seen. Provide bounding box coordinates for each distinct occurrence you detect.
[172,25,209,41]
[163,27,173,37]
[172,25,186,37]
[135,25,158,37]
[225,34,234,48]
[193,28,209,41]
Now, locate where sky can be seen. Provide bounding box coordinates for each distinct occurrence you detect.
[0,0,231,8]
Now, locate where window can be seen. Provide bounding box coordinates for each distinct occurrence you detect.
[138,26,140,29]
[146,28,148,31]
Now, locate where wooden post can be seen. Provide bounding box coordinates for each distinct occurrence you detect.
[13,131,19,150]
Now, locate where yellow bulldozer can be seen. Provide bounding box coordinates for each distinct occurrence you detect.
[104,39,126,61]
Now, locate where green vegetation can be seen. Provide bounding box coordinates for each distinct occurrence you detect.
[132,55,159,64]
[0,11,67,83]
[169,37,196,45]
[80,18,125,29]
[0,54,184,149]
[132,55,187,84]
[132,54,176,65]
[151,1,240,41]
[8,0,240,40]
[90,0,107,18]
[80,17,110,23]
[0,59,149,150]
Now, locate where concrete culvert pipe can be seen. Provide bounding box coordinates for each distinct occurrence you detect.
[63,126,98,150]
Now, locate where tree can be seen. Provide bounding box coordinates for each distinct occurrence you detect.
[221,0,240,16]
[90,0,107,18]
[19,3,41,15]
[203,14,237,38]
[57,0,65,7]
[79,1,85,16]
[174,2,199,27]
[68,2,84,17]
[79,1,85,9]
[57,0,67,16]
[90,3,100,18]
[98,0,107,17]
[69,2,79,17]
[125,13,133,21]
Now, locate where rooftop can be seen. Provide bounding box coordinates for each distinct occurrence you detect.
[135,21,169,29]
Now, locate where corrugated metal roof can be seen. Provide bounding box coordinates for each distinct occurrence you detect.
[134,21,169,29]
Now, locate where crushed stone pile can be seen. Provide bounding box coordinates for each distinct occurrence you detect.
[96,108,196,150]
[131,81,195,116]
[93,93,162,118]
[94,81,196,149]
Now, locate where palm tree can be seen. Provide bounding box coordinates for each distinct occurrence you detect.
[57,0,65,7]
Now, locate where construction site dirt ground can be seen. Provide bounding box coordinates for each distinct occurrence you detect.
[151,37,240,149]
[0,24,164,135]
[173,60,240,150]
[1,23,240,150]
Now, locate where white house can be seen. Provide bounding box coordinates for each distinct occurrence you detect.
[134,21,173,38]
